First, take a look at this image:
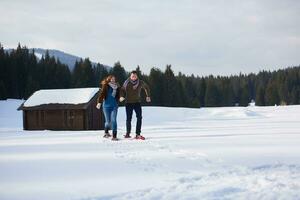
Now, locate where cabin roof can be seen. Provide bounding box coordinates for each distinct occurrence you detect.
[18,88,99,110]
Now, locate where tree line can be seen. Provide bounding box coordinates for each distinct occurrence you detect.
[0,43,299,107]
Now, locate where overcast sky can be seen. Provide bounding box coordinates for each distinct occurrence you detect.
[1,0,299,76]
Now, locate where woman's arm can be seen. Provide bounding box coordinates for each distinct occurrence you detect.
[97,84,107,104]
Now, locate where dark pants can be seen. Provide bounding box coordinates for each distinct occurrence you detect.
[126,103,142,135]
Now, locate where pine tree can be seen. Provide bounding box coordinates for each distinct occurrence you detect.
[1,43,300,107]
[72,58,94,87]
[198,78,206,107]
[111,61,127,84]
[255,85,265,106]
[290,86,300,105]
[135,65,143,78]
[94,63,108,85]
[220,78,234,106]
[0,80,7,100]
[239,80,251,106]
[0,43,7,99]
[205,78,221,107]
[149,67,164,105]
[162,65,180,106]
[265,80,280,106]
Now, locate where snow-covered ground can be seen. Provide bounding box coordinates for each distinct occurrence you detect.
[0,99,300,200]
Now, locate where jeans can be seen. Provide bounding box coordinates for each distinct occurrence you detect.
[126,103,142,135]
[103,106,118,133]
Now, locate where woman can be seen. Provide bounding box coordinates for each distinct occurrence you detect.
[96,75,120,141]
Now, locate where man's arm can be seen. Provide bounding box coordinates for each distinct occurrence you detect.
[141,80,151,97]
[119,85,126,102]
[120,85,126,98]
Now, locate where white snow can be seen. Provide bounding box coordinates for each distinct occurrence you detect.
[34,52,43,60]
[0,99,300,200]
[23,88,99,107]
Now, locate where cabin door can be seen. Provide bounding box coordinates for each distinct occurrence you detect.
[64,110,75,129]
[63,110,84,130]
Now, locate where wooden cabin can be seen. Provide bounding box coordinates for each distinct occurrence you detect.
[18,88,104,130]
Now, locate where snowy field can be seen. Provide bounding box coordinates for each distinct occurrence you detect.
[0,99,300,200]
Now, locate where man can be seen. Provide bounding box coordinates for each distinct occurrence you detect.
[120,70,151,140]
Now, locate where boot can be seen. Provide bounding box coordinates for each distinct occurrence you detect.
[103,133,111,138]
[112,131,117,139]
[103,127,111,138]
[103,131,111,138]
[124,133,131,138]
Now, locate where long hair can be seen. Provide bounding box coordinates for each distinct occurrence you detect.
[101,75,115,87]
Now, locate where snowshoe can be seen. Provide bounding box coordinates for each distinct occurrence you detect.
[135,135,145,140]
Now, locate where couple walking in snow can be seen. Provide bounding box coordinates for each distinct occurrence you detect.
[96,70,151,141]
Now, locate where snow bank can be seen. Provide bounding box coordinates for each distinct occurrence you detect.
[0,99,23,129]
[23,88,99,107]
[0,100,300,200]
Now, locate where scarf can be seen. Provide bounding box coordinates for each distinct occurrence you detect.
[123,78,140,90]
[108,82,118,97]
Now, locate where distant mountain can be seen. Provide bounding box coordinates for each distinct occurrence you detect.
[5,48,111,72]
[32,48,83,71]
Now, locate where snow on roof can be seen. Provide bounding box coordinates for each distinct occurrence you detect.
[23,88,99,107]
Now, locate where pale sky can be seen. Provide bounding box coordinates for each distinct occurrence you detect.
[1,0,299,76]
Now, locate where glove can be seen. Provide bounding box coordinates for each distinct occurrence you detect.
[96,103,101,109]
[146,97,151,103]
[119,97,125,102]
